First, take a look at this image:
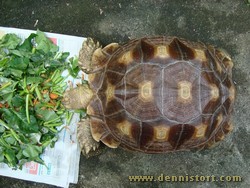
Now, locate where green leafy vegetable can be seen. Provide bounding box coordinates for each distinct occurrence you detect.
[0,30,79,169]
[0,34,21,50]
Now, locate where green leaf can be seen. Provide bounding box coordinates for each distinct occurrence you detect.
[0,79,18,104]
[0,153,4,162]
[26,61,46,75]
[11,95,25,107]
[0,58,9,68]
[40,133,58,148]
[58,52,70,61]
[18,33,37,52]
[35,30,58,53]
[67,57,80,77]
[3,68,24,79]
[35,105,60,122]
[18,134,30,144]
[4,148,17,167]
[0,147,4,162]
[5,136,16,145]
[0,108,39,133]
[0,125,5,133]
[26,76,44,85]
[22,144,42,158]
[0,33,21,49]
[8,56,29,71]
[9,49,26,57]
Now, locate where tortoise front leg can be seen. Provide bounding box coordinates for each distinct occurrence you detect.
[79,38,119,73]
[79,38,101,73]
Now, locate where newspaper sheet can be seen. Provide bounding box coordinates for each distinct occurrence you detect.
[0,26,85,188]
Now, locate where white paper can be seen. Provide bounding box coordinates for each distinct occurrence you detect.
[0,26,85,188]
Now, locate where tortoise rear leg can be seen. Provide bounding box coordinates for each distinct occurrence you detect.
[77,118,100,157]
[79,38,119,73]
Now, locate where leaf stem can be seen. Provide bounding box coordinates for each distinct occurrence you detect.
[44,122,62,127]
[35,87,42,100]
[23,76,27,90]
[44,116,61,125]
[10,129,22,144]
[50,69,60,82]
[26,94,30,123]
[0,81,12,91]
[0,119,10,130]
[66,112,74,125]
[0,137,11,149]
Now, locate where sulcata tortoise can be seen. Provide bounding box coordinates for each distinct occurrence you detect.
[63,36,235,156]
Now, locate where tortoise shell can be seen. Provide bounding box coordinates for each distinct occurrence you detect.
[87,36,235,153]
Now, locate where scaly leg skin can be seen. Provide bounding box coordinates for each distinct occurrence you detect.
[78,38,120,73]
[62,84,93,110]
[78,38,102,73]
[77,118,100,157]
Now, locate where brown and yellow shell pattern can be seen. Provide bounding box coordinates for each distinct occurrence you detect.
[87,36,235,153]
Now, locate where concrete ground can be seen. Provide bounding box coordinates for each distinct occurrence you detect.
[0,0,249,187]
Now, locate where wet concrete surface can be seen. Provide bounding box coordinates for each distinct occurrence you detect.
[0,0,250,187]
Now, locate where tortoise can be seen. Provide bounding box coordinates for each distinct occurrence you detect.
[62,36,235,156]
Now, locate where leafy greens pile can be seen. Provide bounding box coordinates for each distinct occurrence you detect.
[0,30,80,169]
